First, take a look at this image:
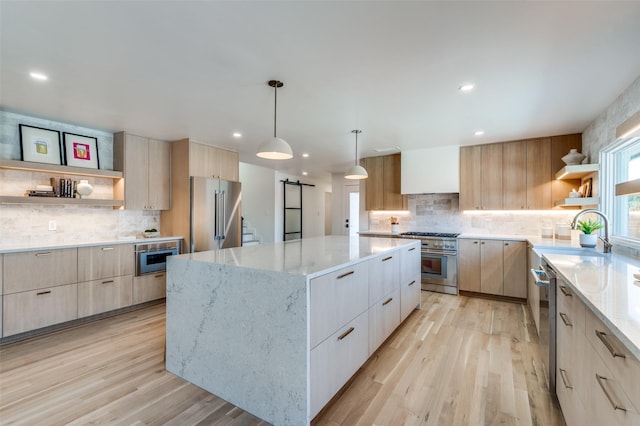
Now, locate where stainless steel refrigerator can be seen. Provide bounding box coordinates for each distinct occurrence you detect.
[190,176,242,252]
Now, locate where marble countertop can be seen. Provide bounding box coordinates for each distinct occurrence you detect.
[543,251,640,359]
[171,235,419,279]
[358,231,401,237]
[0,236,184,254]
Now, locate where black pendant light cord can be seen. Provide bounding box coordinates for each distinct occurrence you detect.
[273,83,277,138]
[354,131,358,165]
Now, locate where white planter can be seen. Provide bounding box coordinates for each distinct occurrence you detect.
[579,233,598,248]
[391,224,400,234]
[76,179,93,198]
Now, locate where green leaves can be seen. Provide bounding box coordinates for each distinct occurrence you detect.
[576,219,603,235]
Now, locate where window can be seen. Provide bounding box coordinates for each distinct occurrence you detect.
[602,136,640,246]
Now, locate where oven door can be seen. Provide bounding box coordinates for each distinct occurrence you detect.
[421,251,457,286]
[137,248,178,276]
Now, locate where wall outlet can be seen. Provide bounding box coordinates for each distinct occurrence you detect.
[48,220,57,231]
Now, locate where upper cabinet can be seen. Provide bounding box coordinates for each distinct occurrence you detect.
[113,132,171,210]
[189,141,239,181]
[361,153,407,211]
[460,133,582,210]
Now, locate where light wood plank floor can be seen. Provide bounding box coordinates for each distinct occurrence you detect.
[0,292,564,425]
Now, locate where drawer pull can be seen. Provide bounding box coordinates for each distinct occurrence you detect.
[35,252,52,257]
[408,247,416,251]
[101,280,114,284]
[559,312,573,327]
[559,286,572,297]
[382,256,393,262]
[595,330,626,359]
[337,327,355,341]
[36,290,51,296]
[382,297,393,306]
[337,271,355,279]
[595,374,626,412]
[154,273,165,278]
[559,368,573,389]
[408,280,416,286]
[101,247,115,251]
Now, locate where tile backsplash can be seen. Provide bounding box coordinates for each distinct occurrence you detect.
[368,193,579,236]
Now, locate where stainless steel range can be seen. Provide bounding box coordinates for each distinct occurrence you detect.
[400,232,459,294]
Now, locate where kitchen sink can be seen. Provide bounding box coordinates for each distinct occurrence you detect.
[534,247,609,258]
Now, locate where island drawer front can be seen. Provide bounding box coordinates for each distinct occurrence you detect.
[77,244,134,282]
[585,308,640,413]
[3,283,78,336]
[369,288,401,354]
[3,248,78,294]
[78,275,133,318]
[399,244,420,285]
[310,310,369,418]
[400,272,421,322]
[310,262,369,349]
[368,250,400,306]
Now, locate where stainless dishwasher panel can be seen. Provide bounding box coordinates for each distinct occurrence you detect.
[539,259,557,397]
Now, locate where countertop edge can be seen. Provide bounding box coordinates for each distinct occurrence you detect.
[0,236,185,254]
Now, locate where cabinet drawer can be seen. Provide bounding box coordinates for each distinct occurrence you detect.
[369,288,401,354]
[78,244,134,281]
[3,283,78,336]
[585,309,640,412]
[399,244,420,285]
[310,262,368,348]
[78,275,133,317]
[400,273,420,322]
[133,272,166,304]
[557,282,585,333]
[556,360,589,426]
[3,248,77,294]
[369,251,400,306]
[310,310,369,418]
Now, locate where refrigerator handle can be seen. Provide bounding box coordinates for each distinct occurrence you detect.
[221,190,226,240]
[214,189,220,240]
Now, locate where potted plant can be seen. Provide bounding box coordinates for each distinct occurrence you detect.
[576,219,603,248]
[389,216,400,234]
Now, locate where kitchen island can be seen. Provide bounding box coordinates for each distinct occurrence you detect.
[165,235,421,425]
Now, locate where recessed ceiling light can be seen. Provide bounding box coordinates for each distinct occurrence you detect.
[302,153,309,158]
[232,132,242,138]
[30,72,48,81]
[474,130,485,136]
[458,83,474,92]
[302,171,308,176]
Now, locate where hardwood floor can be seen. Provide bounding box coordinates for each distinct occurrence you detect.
[0,292,564,425]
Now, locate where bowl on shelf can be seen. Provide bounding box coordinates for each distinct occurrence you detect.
[143,231,159,238]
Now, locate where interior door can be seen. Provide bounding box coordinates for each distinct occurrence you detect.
[343,184,360,236]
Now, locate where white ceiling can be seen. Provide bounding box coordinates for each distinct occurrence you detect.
[2,1,640,179]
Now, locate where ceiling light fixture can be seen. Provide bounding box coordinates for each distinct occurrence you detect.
[474,130,485,136]
[345,130,368,180]
[256,80,293,160]
[302,153,309,158]
[302,171,308,176]
[30,72,48,81]
[233,132,242,138]
[458,83,474,92]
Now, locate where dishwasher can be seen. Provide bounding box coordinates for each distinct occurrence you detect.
[530,259,557,397]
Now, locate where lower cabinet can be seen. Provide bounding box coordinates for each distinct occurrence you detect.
[556,277,640,425]
[369,288,400,353]
[3,283,78,336]
[133,272,167,304]
[310,310,369,418]
[400,244,421,321]
[458,238,526,298]
[78,275,133,317]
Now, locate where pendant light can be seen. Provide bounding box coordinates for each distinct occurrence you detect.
[345,129,368,179]
[257,80,293,160]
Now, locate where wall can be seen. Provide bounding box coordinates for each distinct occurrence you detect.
[0,111,160,247]
[238,162,276,243]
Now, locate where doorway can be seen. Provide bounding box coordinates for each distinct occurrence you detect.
[343,184,360,236]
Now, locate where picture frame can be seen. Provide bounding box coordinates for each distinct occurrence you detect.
[19,124,63,165]
[583,178,593,198]
[63,132,100,169]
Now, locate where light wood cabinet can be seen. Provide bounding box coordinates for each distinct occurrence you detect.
[481,144,503,210]
[310,310,369,418]
[362,153,407,211]
[161,139,239,250]
[3,248,77,294]
[400,244,421,321]
[78,275,133,317]
[458,239,526,298]
[526,138,552,209]
[459,146,482,210]
[114,132,171,210]
[3,283,78,336]
[310,262,369,349]
[133,272,167,304]
[503,141,527,209]
[77,244,134,282]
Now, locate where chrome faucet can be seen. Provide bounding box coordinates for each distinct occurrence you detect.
[570,209,613,253]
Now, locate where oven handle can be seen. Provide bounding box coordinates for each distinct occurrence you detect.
[421,250,457,256]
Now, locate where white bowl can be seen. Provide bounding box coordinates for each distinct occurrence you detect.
[143,231,159,238]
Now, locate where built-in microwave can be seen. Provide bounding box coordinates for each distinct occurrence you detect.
[135,241,179,276]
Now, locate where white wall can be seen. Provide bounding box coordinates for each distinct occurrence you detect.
[401,145,460,194]
[238,162,277,243]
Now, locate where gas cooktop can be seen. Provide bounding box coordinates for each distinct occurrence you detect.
[400,232,460,238]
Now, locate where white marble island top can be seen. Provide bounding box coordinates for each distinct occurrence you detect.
[543,252,640,359]
[177,235,416,278]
